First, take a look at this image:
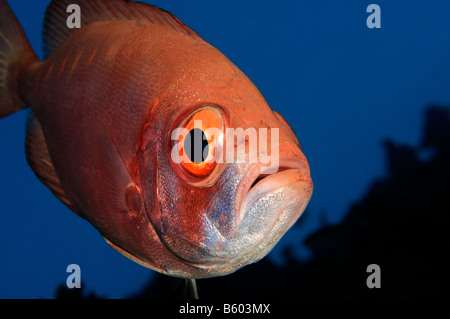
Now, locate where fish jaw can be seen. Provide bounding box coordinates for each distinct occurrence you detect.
[150,155,313,277]
[234,165,313,264]
[201,158,313,268]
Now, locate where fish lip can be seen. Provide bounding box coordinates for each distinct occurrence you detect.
[225,157,312,265]
[241,168,301,216]
[237,156,311,221]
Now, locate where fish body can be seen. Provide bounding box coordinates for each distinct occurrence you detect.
[0,0,313,278]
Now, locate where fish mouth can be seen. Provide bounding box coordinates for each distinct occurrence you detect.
[230,158,312,264]
[189,157,313,270]
[239,157,311,217]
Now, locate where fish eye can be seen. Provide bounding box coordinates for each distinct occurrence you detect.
[171,106,224,179]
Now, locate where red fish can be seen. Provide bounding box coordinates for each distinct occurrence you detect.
[0,0,313,278]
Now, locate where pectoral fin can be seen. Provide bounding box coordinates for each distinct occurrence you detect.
[25,113,78,215]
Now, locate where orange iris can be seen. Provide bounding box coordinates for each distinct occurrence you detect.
[176,107,223,178]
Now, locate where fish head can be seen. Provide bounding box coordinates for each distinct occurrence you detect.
[137,43,313,278]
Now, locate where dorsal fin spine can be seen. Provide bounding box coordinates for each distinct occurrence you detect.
[42,0,202,59]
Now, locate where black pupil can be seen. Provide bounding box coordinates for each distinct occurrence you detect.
[184,128,209,163]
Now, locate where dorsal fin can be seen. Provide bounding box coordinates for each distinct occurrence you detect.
[25,113,78,215]
[43,0,203,58]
